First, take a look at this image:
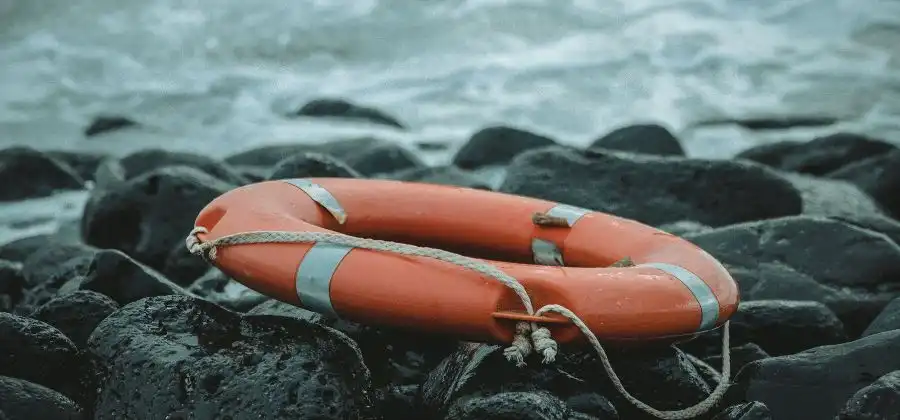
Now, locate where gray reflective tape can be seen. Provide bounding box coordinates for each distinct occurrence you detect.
[295,243,353,318]
[545,204,591,227]
[283,179,348,224]
[532,238,564,266]
[639,262,719,331]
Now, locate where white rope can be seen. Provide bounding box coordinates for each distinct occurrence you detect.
[186,226,731,419]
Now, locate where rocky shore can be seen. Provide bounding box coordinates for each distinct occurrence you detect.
[2,101,900,419]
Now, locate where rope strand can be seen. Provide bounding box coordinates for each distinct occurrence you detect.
[186,227,730,419]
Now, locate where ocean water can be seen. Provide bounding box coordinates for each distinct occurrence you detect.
[2,0,900,243]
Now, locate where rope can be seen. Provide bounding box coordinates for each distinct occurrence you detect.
[186,226,731,419]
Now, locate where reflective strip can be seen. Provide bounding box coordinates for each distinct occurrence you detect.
[283,179,348,224]
[639,262,719,331]
[544,204,591,227]
[532,238,564,266]
[295,243,353,318]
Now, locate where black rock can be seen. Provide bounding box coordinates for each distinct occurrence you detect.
[500,146,801,227]
[0,234,82,263]
[234,165,268,182]
[31,291,119,348]
[693,116,839,131]
[83,115,138,137]
[422,343,712,420]
[0,261,24,312]
[247,298,458,388]
[702,343,769,376]
[829,149,900,220]
[81,166,236,270]
[588,123,685,156]
[837,369,900,419]
[686,216,900,337]
[59,250,190,306]
[782,172,886,221]
[452,125,559,169]
[565,393,619,419]
[863,296,900,337]
[0,312,80,398]
[380,165,492,190]
[712,401,772,420]
[734,133,897,176]
[46,151,108,183]
[684,300,846,357]
[341,141,424,176]
[87,295,374,419]
[293,98,405,129]
[160,241,211,286]
[729,330,900,420]
[372,385,422,420]
[0,376,83,420]
[15,243,98,314]
[267,151,362,180]
[657,220,712,236]
[226,137,423,176]
[829,213,900,248]
[187,269,267,312]
[94,149,249,188]
[0,146,85,201]
[446,391,572,420]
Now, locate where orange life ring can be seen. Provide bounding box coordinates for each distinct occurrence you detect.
[188,177,739,346]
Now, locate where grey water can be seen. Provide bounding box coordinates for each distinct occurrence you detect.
[2,0,900,242]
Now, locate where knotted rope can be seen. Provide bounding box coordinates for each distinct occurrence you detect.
[186,226,731,419]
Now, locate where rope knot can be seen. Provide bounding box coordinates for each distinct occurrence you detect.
[531,326,558,363]
[185,226,218,261]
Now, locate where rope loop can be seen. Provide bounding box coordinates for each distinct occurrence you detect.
[185,227,730,419]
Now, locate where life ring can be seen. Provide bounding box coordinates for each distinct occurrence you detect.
[186,177,739,346]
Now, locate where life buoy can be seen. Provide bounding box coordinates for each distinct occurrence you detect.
[186,177,739,346]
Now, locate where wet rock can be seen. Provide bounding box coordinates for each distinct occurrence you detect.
[694,115,839,131]
[685,300,846,357]
[452,126,559,169]
[0,261,24,312]
[87,295,374,419]
[658,220,712,236]
[829,213,900,248]
[248,298,457,387]
[94,149,249,187]
[161,241,210,286]
[15,243,98,313]
[734,133,897,176]
[838,370,900,420]
[712,401,771,420]
[342,141,423,176]
[293,97,405,129]
[188,269,266,312]
[0,376,83,420]
[729,330,900,420]
[500,146,801,227]
[702,343,769,376]
[0,312,80,398]
[446,391,571,420]
[0,234,82,263]
[565,393,619,419]
[686,216,900,336]
[422,343,711,420]
[31,291,119,348]
[380,165,492,189]
[829,149,900,220]
[46,151,108,183]
[588,123,685,156]
[863,296,900,337]
[226,137,422,176]
[81,166,237,270]
[0,146,85,201]
[58,250,190,306]
[83,115,138,137]
[782,172,886,220]
[267,151,362,180]
[234,165,267,182]
[372,385,421,420]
